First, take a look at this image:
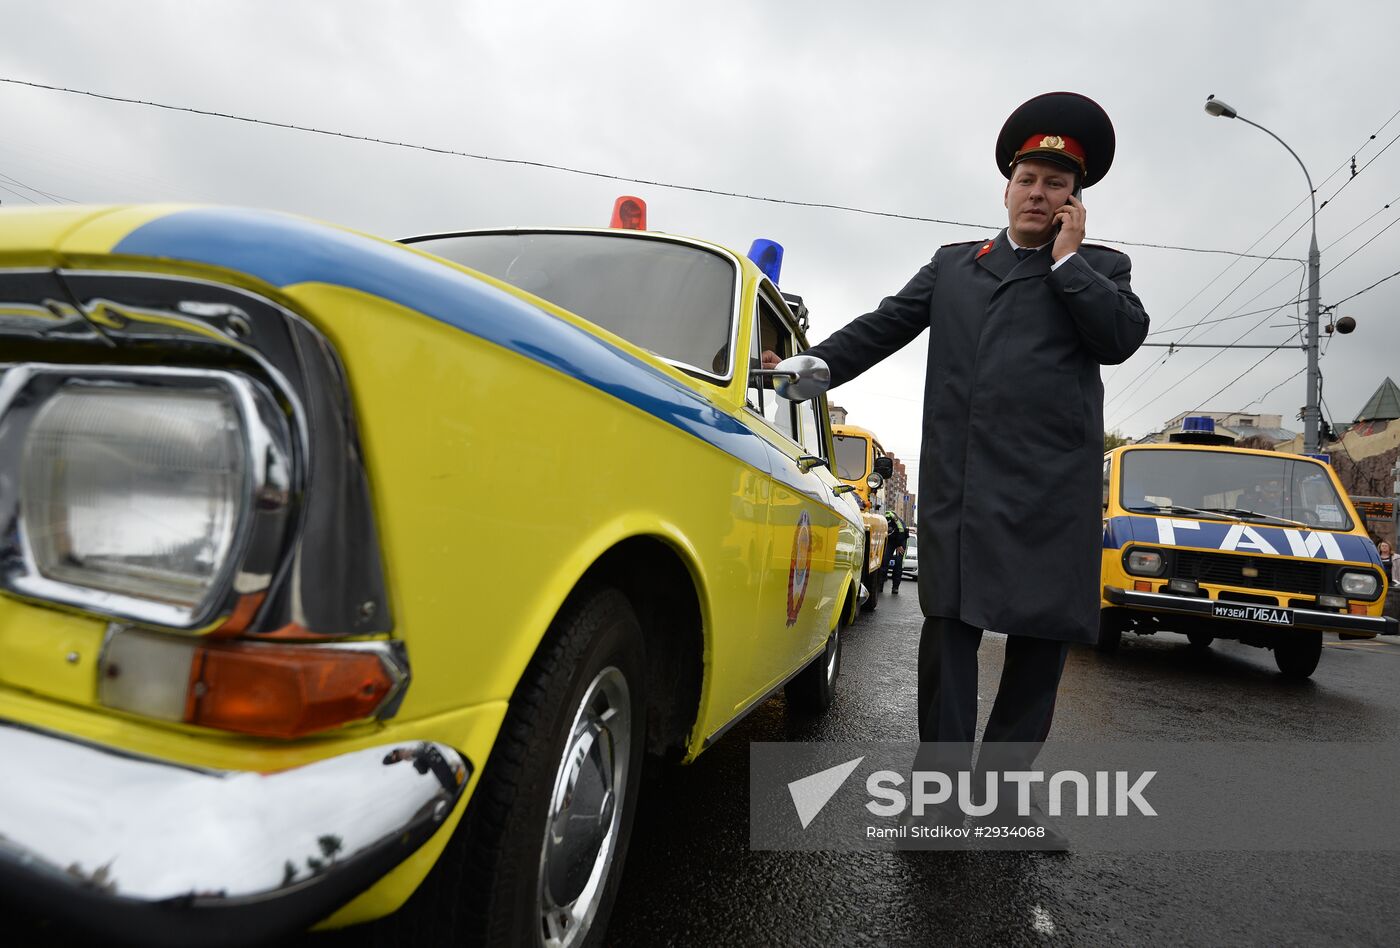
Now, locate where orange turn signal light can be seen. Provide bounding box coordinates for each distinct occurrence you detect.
[1348,603,1369,615]
[186,641,398,739]
[1133,580,1154,592]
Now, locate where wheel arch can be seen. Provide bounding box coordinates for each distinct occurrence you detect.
[573,536,707,761]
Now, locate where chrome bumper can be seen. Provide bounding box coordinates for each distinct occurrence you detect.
[1103,586,1399,635]
[0,720,471,946]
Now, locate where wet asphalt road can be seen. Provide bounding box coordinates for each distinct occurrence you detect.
[605,586,1400,947]
[16,588,1399,947]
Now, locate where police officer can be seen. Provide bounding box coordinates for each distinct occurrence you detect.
[881,510,910,594]
[768,93,1148,776]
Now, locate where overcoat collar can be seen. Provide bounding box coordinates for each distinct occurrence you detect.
[977,228,1054,286]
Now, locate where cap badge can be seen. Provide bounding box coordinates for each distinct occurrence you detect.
[1039,135,1066,150]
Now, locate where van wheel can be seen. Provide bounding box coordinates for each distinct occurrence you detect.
[786,613,845,714]
[1274,630,1322,679]
[1186,631,1214,651]
[394,586,646,947]
[1096,611,1124,653]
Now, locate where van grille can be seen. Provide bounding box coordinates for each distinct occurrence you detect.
[1171,550,1326,595]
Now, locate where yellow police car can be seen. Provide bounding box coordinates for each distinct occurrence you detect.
[831,422,893,608]
[1100,417,1395,677]
[0,201,863,944]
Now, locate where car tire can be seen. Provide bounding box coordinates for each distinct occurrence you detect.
[1186,631,1214,651]
[388,585,646,948]
[1274,630,1323,679]
[786,613,844,714]
[1096,610,1124,653]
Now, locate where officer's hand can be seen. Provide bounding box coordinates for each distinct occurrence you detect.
[760,349,782,369]
[1052,193,1086,262]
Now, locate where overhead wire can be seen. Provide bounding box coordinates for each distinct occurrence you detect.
[0,168,76,203]
[1107,108,1400,428]
[0,75,1310,261]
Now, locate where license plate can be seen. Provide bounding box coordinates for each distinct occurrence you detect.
[1211,602,1294,626]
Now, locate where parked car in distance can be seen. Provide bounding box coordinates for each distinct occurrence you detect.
[902,532,919,581]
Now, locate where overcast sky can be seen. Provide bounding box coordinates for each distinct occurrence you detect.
[4,1,1399,484]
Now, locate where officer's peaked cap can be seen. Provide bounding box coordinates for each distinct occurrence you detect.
[996,92,1115,188]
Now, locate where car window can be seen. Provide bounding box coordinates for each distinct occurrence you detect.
[409,232,737,379]
[797,398,823,457]
[752,293,798,443]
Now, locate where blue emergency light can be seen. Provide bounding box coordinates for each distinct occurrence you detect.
[748,239,784,285]
[1305,453,1332,464]
[1169,415,1234,446]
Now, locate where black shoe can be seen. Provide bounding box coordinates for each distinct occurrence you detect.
[891,587,900,594]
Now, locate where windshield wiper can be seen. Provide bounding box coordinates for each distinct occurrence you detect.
[1124,504,1245,522]
[1207,507,1310,528]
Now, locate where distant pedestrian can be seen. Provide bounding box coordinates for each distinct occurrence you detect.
[1378,540,1394,584]
[881,511,910,594]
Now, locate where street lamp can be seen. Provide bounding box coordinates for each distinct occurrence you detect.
[1204,94,1322,453]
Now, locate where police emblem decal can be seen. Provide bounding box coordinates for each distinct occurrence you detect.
[787,511,813,627]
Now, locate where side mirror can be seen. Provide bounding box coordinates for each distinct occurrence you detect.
[873,456,894,479]
[750,354,831,402]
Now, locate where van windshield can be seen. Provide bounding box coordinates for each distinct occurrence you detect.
[1119,449,1353,531]
[832,434,869,480]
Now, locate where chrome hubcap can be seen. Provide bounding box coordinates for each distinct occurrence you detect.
[825,627,840,686]
[538,666,632,948]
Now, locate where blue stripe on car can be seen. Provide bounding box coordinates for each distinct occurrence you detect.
[114,208,815,496]
[1103,515,1377,564]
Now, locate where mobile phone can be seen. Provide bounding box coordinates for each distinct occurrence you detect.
[1053,183,1082,235]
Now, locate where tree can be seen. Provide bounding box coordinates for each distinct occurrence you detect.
[1104,430,1131,451]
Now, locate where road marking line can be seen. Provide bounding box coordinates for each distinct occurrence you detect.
[1032,905,1056,936]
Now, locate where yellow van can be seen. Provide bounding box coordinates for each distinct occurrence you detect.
[1101,418,1395,678]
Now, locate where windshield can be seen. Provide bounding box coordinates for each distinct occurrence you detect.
[1119,449,1353,531]
[408,232,737,378]
[832,433,869,480]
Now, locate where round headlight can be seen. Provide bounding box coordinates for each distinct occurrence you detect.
[1339,571,1380,599]
[867,472,884,491]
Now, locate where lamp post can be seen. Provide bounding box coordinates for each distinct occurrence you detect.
[1204,94,1322,454]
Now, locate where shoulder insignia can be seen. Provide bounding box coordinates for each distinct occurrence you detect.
[1082,241,1125,255]
[975,239,994,259]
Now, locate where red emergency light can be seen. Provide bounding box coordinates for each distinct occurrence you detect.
[610,196,647,230]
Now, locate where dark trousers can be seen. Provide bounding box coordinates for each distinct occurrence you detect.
[883,549,905,590]
[917,616,1068,760]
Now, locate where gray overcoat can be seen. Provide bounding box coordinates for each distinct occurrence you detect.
[806,230,1149,643]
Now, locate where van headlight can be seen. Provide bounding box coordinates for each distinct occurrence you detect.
[1125,548,1166,577]
[1338,570,1380,600]
[0,364,292,628]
